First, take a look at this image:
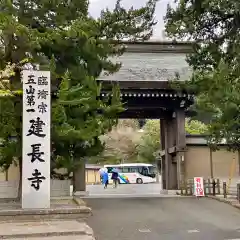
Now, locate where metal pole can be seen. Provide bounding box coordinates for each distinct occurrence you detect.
[209,148,213,178]
[212,179,216,196]
[237,183,240,203]
[155,160,160,183]
[223,182,227,198]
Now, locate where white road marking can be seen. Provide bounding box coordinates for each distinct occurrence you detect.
[138,228,151,233]
[187,229,200,233]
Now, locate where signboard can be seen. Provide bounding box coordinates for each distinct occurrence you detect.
[194,177,205,197]
[22,70,51,209]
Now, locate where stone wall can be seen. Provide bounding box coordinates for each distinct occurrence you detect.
[0,181,18,199]
[185,145,240,179]
[0,180,71,199]
[50,180,71,197]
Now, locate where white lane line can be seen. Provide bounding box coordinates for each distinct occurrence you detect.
[187,229,200,233]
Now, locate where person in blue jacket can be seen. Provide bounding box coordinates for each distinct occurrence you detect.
[102,171,109,189]
[111,170,119,188]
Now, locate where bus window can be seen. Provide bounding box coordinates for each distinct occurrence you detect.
[141,167,148,176]
[149,166,157,174]
[130,167,138,173]
[122,167,130,173]
[107,166,122,173]
[148,166,157,178]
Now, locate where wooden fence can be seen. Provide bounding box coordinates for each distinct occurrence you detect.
[180,178,240,203]
[222,181,240,203]
[180,178,221,196]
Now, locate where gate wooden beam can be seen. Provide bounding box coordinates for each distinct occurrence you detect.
[159,146,187,157]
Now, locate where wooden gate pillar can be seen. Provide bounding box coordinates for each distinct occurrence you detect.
[160,109,186,190]
[175,109,186,189]
[160,117,178,190]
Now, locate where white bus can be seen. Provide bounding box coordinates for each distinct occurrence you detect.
[104,163,157,184]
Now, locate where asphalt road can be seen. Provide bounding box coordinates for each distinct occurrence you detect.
[85,183,163,197]
[86,197,240,240]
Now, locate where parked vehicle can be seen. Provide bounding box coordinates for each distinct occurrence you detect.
[104,163,157,184]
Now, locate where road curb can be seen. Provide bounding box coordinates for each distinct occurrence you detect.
[207,195,240,210]
[0,221,95,239]
[0,230,92,239]
[81,194,194,199]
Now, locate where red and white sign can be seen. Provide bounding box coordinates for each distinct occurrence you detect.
[194,177,205,197]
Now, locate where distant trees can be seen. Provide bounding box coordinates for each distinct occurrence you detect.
[137,119,207,163]
[185,118,207,135]
[137,120,160,163]
[95,118,207,164]
[94,119,142,164]
[165,0,240,150]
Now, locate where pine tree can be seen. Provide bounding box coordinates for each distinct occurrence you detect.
[165,0,240,150]
[51,73,123,190]
[0,0,158,196]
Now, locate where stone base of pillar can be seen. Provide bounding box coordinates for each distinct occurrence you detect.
[160,189,179,195]
[73,191,89,197]
[0,206,91,222]
[160,189,168,194]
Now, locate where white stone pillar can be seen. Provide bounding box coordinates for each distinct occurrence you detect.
[22,70,51,209]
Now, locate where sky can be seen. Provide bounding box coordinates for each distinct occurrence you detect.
[89,0,175,39]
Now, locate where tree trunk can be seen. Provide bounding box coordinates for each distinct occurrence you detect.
[238,150,240,176]
[17,158,22,203]
[73,160,86,192]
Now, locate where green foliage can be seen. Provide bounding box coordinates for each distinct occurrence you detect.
[185,118,207,135]
[0,0,158,177]
[189,61,240,150]
[137,120,160,163]
[137,119,207,162]
[165,0,240,150]
[99,0,157,41]
[51,73,123,177]
[165,0,240,71]
[0,64,22,170]
[0,97,21,170]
